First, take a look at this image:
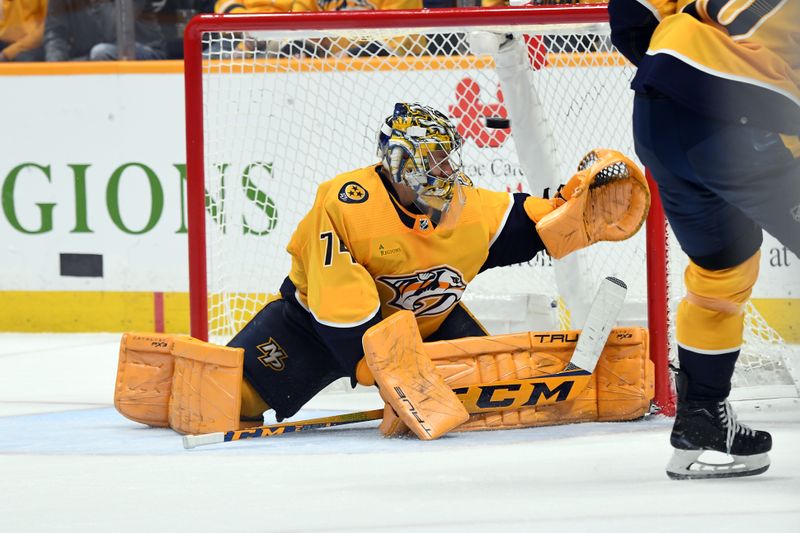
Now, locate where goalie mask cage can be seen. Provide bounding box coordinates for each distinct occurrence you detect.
[183,5,799,416]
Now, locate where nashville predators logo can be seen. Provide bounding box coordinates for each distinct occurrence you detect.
[338,181,369,204]
[378,266,467,317]
[256,338,288,371]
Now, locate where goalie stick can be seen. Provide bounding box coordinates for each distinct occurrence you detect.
[183,409,385,449]
[184,277,627,449]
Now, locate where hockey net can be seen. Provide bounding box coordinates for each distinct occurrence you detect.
[183,6,799,412]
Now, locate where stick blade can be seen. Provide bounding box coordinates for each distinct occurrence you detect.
[183,432,225,449]
[569,276,627,372]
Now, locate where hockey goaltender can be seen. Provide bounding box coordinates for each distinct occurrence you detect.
[114,103,653,452]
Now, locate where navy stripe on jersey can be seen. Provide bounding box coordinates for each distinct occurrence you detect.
[682,1,700,20]
[724,0,783,38]
[480,193,546,272]
[705,0,723,21]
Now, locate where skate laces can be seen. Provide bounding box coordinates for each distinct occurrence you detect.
[719,401,755,452]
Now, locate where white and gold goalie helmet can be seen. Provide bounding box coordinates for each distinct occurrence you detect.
[377,102,472,227]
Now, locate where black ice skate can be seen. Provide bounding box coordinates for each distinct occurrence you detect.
[667,394,772,480]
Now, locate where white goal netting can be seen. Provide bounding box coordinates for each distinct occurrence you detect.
[186,9,799,404]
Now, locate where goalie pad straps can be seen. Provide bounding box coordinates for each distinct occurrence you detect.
[363,310,470,440]
[531,149,650,259]
[115,332,251,435]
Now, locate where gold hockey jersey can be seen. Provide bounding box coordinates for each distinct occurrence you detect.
[291,0,420,11]
[609,0,800,134]
[283,165,542,341]
[289,0,424,55]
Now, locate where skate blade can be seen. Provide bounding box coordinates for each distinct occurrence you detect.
[666,449,770,480]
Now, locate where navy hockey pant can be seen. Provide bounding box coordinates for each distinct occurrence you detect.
[633,92,800,270]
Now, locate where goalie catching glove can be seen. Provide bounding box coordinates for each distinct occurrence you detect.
[525,149,650,259]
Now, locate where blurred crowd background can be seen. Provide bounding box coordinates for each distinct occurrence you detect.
[0,0,599,62]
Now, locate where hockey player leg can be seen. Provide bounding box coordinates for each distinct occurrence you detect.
[363,277,637,436]
[666,254,772,480]
[681,113,800,258]
[667,368,771,480]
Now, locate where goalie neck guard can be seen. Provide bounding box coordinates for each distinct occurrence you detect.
[377,102,472,229]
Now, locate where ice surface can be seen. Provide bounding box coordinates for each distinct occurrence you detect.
[1,333,798,532]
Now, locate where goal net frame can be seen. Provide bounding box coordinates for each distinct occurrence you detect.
[181,5,794,418]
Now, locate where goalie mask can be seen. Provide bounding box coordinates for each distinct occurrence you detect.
[377,102,472,228]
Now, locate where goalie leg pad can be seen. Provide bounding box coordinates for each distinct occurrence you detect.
[115,333,258,434]
[168,337,246,435]
[363,311,470,440]
[114,332,178,428]
[425,327,653,431]
[533,149,650,259]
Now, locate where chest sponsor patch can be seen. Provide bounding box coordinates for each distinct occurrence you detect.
[378,265,467,317]
[338,181,369,204]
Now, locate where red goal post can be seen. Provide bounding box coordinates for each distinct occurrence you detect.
[181,5,795,417]
[181,5,674,416]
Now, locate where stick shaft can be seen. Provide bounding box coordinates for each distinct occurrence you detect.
[183,408,385,448]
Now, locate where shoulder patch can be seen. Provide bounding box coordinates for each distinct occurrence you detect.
[338,181,369,204]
